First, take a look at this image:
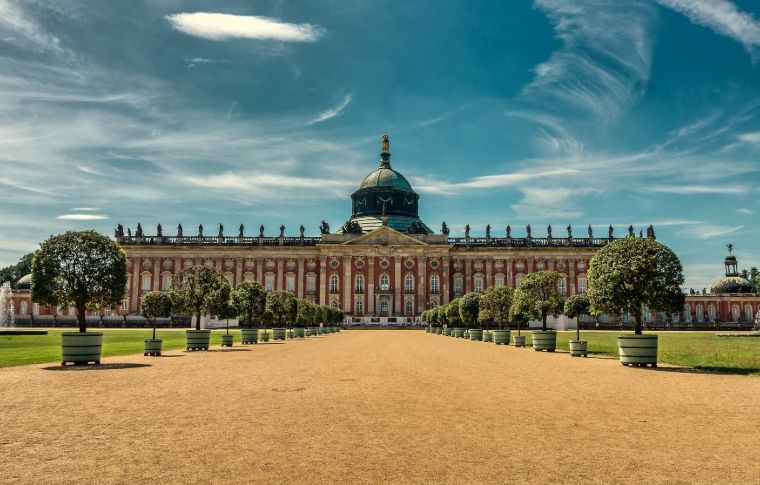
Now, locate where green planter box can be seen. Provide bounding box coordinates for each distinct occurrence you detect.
[493,329,511,345]
[293,327,305,338]
[532,330,557,352]
[435,327,442,335]
[221,334,234,347]
[307,327,319,336]
[482,330,492,342]
[452,328,465,338]
[144,338,163,356]
[272,328,287,340]
[240,328,258,344]
[61,332,103,365]
[513,335,526,347]
[260,331,270,342]
[425,326,431,333]
[469,329,483,341]
[569,340,588,357]
[618,334,657,367]
[186,329,211,351]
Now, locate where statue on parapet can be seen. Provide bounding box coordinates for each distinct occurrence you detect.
[628,225,634,237]
[547,224,552,238]
[127,228,132,238]
[608,225,614,239]
[115,224,124,238]
[136,223,143,238]
[587,225,593,238]
[506,225,511,238]
[441,221,449,235]
[485,224,491,239]
[239,224,244,238]
[567,225,572,238]
[177,224,183,237]
[198,224,203,237]
[319,220,330,235]
[342,220,362,234]
[157,224,162,237]
[279,225,285,237]
[646,224,655,239]
[300,225,305,237]
[526,224,531,238]
[259,225,265,237]
[218,224,224,238]
[465,224,470,237]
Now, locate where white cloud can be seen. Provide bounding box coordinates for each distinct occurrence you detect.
[678,223,744,240]
[737,131,760,143]
[308,94,353,125]
[56,214,110,220]
[656,0,760,56]
[644,185,749,195]
[735,207,753,214]
[523,0,657,120]
[412,168,579,195]
[70,207,99,211]
[0,0,66,54]
[166,13,324,42]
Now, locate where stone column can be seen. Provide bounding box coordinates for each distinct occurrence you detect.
[486,259,493,289]
[276,259,284,291]
[343,256,352,311]
[568,259,576,295]
[442,256,450,305]
[465,257,472,294]
[394,257,402,315]
[297,259,304,299]
[152,257,160,291]
[256,257,263,285]
[130,256,141,311]
[417,255,426,313]
[368,256,375,314]
[319,256,327,306]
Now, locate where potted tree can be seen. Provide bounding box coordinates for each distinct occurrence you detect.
[294,299,313,337]
[564,294,591,357]
[308,306,323,336]
[31,231,128,365]
[513,271,564,352]
[509,297,530,347]
[447,298,464,337]
[460,292,483,341]
[260,310,274,341]
[588,237,684,367]
[439,304,452,336]
[141,291,172,356]
[266,290,294,340]
[481,286,514,345]
[231,281,266,344]
[215,295,237,347]
[170,265,229,351]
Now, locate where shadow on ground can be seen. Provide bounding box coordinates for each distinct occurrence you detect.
[42,363,152,371]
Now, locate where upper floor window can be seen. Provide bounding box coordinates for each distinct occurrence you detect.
[162,274,172,291]
[577,277,587,294]
[355,275,364,293]
[474,277,484,293]
[141,274,151,291]
[405,274,414,293]
[330,274,339,293]
[558,278,566,295]
[264,274,275,292]
[494,277,504,287]
[306,275,316,293]
[454,277,463,295]
[379,274,390,290]
[286,274,296,293]
[430,274,439,293]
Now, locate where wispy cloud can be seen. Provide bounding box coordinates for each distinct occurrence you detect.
[656,0,760,57]
[308,94,353,125]
[56,214,110,220]
[70,207,100,211]
[644,184,750,195]
[166,13,324,42]
[735,208,753,214]
[0,0,66,54]
[411,168,579,195]
[523,0,657,120]
[678,223,744,240]
[737,131,760,143]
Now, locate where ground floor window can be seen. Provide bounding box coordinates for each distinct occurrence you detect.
[405,300,414,315]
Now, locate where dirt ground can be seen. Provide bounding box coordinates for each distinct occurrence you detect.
[1,331,759,484]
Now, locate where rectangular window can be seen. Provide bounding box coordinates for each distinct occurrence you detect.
[286,275,296,293]
[578,278,587,294]
[265,274,275,292]
[494,277,504,287]
[454,278,463,295]
[141,275,151,291]
[306,275,316,293]
[474,278,483,293]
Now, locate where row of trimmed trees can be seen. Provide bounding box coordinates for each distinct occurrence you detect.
[141,266,344,334]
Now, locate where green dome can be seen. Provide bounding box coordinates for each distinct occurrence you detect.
[711,276,753,294]
[359,166,414,191]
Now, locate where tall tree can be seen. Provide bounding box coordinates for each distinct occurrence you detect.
[459,292,482,328]
[231,281,266,327]
[588,237,684,335]
[0,252,34,286]
[446,298,462,327]
[141,291,172,340]
[514,270,564,331]
[479,286,514,330]
[31,231,127,333]
[170,265,229,330]
[265,290,297,327]
[295,299,315,327]
[564,294,590,342]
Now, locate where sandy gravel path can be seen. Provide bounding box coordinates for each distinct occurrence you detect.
[1,331,759,484]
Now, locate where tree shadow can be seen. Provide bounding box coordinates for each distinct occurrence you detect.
[647,365,759,376]
[154,354,185,358]
[43,363,152,371]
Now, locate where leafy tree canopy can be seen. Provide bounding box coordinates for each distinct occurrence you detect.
[459,292,482,328]
[265,290,297,326]
[141,291,172,320]
[447,298,462,325]
[231,281,266,327]
[563,294,590,320]
[514,270,564,330]
[295,299,315,327]
[588,237,684,334]
[170,265,229,330]
[479,286,514,329]
[0,252,34,287]
[31,231,127,332]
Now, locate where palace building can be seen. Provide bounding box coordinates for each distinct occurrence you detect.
[6,134,759,328]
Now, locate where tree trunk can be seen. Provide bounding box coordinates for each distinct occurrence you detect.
[195,310,201,331]
[635,313,643,335]
[77,302,86,333]
[576,317,580,341]
[542,312,547,331]
[152,319,156,340]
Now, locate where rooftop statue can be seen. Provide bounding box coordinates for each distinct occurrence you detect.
[259,225,265,237]
[239,224,244,238]
[547,224,552,238]
[177,224,183,237]
[608,225,614,239]
[727,243,734,255]
[381,132,390,153]
[127,228,132,238]
[485,224,491,238]
[342,220,362,234]
[588,225,593,238]
[628,224,634,237]
[136,223,143,238]
[279,225,285,237]
[465,224,470,237]
[567,225,572,238]
[506,225,511,238]
[115,224,124,238]
[198,224,203,237]
[646,224,655,239]
[218,224,223,238]
[300,225,305,237]
[157,224,162,237]
[526,224,531,238]
[320,220,330,235]
[441,221,449,235]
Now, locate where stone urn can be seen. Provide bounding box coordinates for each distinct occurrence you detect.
[513,335,526,347]
[531,330,557,352]
[240,328,258,344]
[144,338,163,356]
[569,340,588,357]
[469,328,484,341]
[61,332,103,365]
[492,329,511,345]
[221,334,233,347]
[186,329,211,351]
[618,334,657,367]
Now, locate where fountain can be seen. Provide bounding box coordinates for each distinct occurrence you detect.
[0,282,14,328]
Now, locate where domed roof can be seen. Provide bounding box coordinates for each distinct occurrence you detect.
[359,166,414,191]
[15,274,32,290]
[711,275,753,294]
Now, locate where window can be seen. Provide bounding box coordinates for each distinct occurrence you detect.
[578,277,587,294]
[745,305,754,323]
[162,274,172,291]
[122,298,129,310]
[224,272,234,288]
[405,274,414,293]
[430,274,439,294]
[33,303,39,315]
[494,276,504,287]
[68,306,76,316]
[355,299,364,315]
[306,275,316,293]
[355,275,364,293]
[696,304,704,322]
[731,304,740,321]
[454,277,463,295]
[406,300,414,315]
[558,278,566,295]
[20,300,28,315]
[379,274,390,290]
[141,274,151,291]
[379,300,389,314]
[286,274,295,293]
[330,274,339,293]
[683,306,691,321]
[474,277,484,293]
[708,304,716,321]
[672,313,680,323]
[514,275,523,289]
[264,274,275,292]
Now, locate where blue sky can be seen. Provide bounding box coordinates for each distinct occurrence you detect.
[0,0,759,289]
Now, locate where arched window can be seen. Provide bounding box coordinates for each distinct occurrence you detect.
[355,275,364,293]
[406,300,414,315]
[696,304,704,322]
[430,274,439,294]
[20,300,28,315]
[474,276,484,293]
[731,304,740,321]
[405,274,414,293]
[683,306,691,321]
[577,277,587,294]
[379,300,389,314]
[33,303,39,315]
[745,304,754,322]
[558,278,566,295]
[708,304,716,321]
[454,276,463,295]
[162,273,172,291]
[285,274,295,293]
[494,276,504,287]
[141,273,151,291]
[672,312,680,323]
[68,305,76,316]
[355,299,364,315]
[514,275,523,289]
[121,298,129,311]
[330,274,339,293]
[379,274,390,290]
[264,274,275,292]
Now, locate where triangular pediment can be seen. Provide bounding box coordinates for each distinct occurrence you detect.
[341,226,427,246]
